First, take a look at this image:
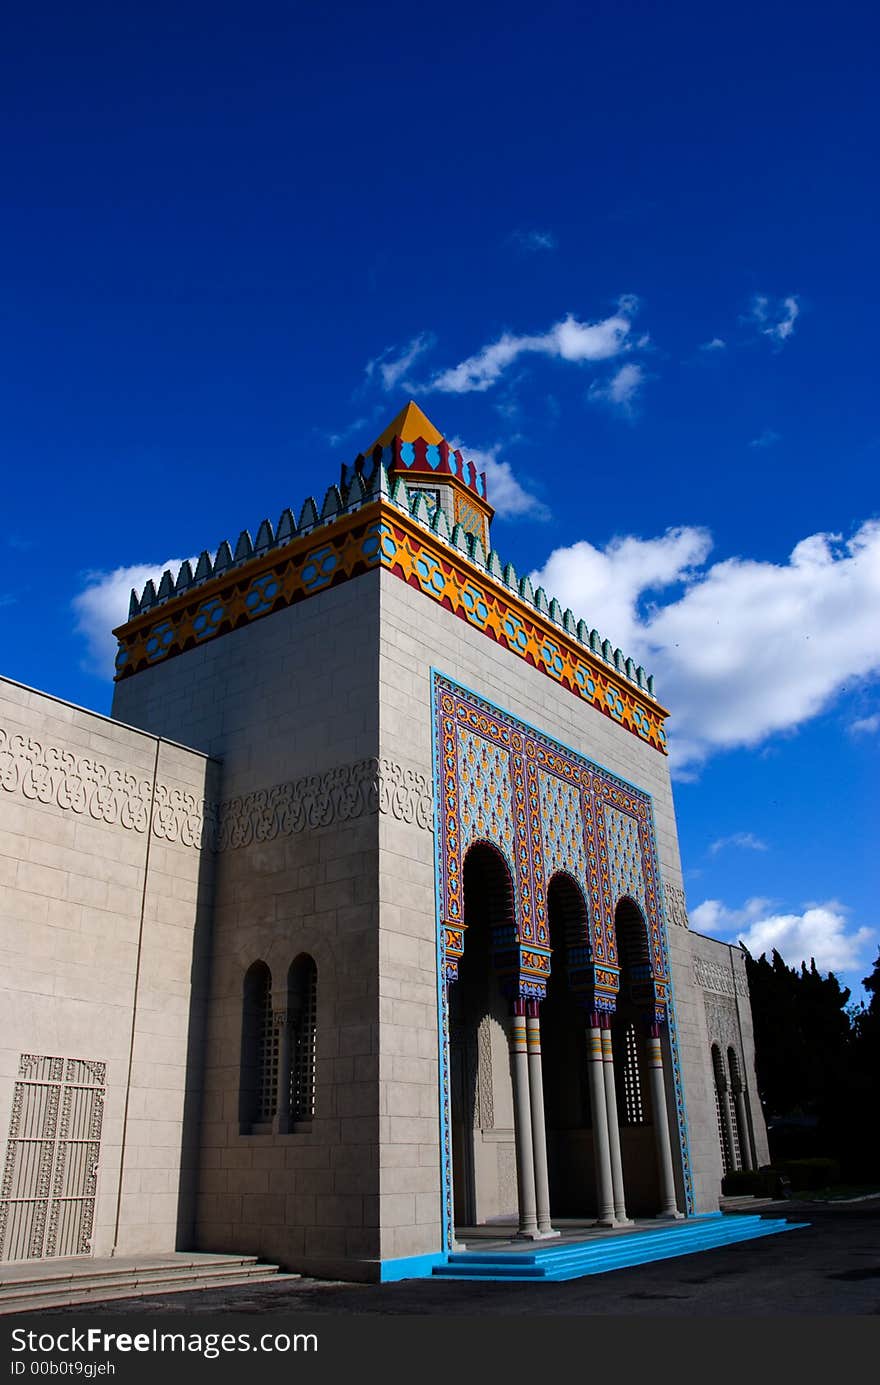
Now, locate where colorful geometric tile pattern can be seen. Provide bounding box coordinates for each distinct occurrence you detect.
[114,497,668,758]
[430,671,694,1240]
[456,728,517,885]
[434,672,668,1010]
[537,768,589,904]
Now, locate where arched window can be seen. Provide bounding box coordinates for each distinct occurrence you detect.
[288,955,318,1125]
[612,899,651,1127]
[711,1043,731,1173]
[240,962,278,1132]
[726,1046,744,1168]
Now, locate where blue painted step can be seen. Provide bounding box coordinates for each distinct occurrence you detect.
[431,1215,808,1281]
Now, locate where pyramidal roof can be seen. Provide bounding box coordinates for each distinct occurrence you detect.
[365,400,445,452]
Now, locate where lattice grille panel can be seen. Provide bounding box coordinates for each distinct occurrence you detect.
[0,1055,105,1262]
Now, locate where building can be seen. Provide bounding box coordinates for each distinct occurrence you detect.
[0,403,768,1281]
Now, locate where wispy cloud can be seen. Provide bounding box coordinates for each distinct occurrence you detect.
[72,560,194,678]
[588,362,645,414]
[508,229,558,253]
[709,832,768,856]
[428,299,639,394]
[691,897,874,975]
[448,436,549,522]
[749,428,781,448]
[365,333,435,392]
[531,518,880,775]
[849,713,880,736]
[699,337,727,352]
[744,293,800,344]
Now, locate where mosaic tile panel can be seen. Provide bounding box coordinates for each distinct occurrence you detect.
[431,670,694,1241]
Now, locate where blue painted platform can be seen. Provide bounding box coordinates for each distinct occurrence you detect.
[431,1214,808,1281]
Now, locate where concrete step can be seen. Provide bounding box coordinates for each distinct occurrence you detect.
[2,1273,296,1314]
[433,1215,808,1281]
[0,1256,293,1314]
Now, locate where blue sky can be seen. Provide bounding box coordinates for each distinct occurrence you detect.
[1,1,877,999]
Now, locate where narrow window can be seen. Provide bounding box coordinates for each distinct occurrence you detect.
[619,1023,645,1125]
[240,963,278,1132]
[288,956,317,1124]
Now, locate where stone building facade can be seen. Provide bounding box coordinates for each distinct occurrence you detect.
[0,403,768,1280]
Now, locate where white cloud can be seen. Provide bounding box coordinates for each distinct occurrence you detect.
[509,229,557,253]
[531,518,880,774]
[589,362,645,412]
[749,428,781,448]
[448,437,549,521]
[699,338,726,351]
[531,525,712,663]
[744,294,800,344]
[709,832,768,855]
[691,897,875,975]
[72,560,193,678]
[429,300,638,394]
[850,713,880,735]
[366,333,434,391]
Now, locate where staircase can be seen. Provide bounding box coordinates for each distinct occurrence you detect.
[0,1253,292,1313]
[431,1213,807,1281]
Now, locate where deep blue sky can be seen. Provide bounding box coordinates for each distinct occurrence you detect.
[1,1,877,997]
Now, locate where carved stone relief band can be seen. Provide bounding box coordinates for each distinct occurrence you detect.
[664,880,689,929]
[215,757,433,851]
[0,727,207,847]
[0,728,433,853]
[693,956,748,997]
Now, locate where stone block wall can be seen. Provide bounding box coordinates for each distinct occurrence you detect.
[0,676,215,1259]
[112,574,386,1278]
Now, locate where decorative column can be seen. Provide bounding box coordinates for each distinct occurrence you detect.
[509,1000,539,1238]
[273,1010,291,1135]
[526,1002,558,1238]
[647,1023,683,1218]
[586,1014,616,1226]
[732,1079,753,1171]
[600,1019,630,1224]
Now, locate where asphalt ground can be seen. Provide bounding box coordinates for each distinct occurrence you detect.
[30,1200,880,1317]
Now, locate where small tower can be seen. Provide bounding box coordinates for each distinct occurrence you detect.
[342,400,495,552]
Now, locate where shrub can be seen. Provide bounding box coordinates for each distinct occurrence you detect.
[777,1157,840,1190]
[721,1167,788,1197]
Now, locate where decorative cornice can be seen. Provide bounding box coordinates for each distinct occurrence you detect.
[0,726,210,849]
[213,757,433,851]
[113,476,668,753]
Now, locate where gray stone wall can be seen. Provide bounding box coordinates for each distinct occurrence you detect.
[0,676,215,1259]
[113,575,386,1279]
[689,929,770,1170]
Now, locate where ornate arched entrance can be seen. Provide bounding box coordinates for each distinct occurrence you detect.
[449,842,518,1228]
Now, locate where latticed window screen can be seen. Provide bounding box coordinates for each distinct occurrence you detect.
[619,1023,645,1125]
[727,1048,743,1168]
[290,958,317,1123]
[713,1082,730,1174]
[257,977,280,1124]
[711,1045,731,1174]
[0,1055,105,1262]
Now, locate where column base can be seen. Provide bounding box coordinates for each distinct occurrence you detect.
[535,1226,561,1239]
[656,1209,685,1220]
[515,1226,555,1240]
[613,1216,634,1226]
